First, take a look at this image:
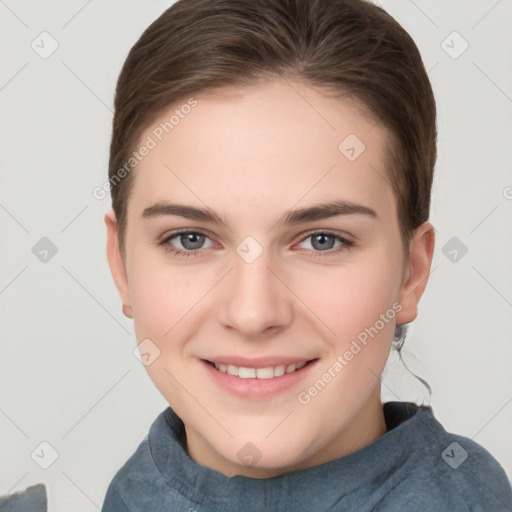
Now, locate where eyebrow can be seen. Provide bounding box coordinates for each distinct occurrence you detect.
[141,200,378,226]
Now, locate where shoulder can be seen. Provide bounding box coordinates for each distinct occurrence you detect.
[101,408,189,511]
[101,435,155,511]
[381,405,512,511]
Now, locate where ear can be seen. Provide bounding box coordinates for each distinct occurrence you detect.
[105,209,132,318]
[395,221,435,325]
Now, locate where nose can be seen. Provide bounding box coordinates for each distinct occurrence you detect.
[218,252,294,338]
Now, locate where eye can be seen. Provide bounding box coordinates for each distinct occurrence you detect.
[296,232,353,254]
[159,230,214,256]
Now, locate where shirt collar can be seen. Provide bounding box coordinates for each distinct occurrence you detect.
[148,401,433,508]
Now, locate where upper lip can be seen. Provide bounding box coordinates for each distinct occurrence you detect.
[202,356,317,367]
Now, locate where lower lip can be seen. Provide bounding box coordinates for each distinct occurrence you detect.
[200,359,318,400]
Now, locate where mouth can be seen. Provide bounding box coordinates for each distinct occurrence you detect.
[203,358,318,379]
[200,355,320,400]
[201,357,319,399]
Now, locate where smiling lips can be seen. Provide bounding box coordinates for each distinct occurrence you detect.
[205,359,312,379]
[202,357,318,399]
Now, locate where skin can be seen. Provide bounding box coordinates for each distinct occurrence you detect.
[105,80,435,478]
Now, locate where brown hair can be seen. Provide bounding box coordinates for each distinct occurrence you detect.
[109,0,437,252]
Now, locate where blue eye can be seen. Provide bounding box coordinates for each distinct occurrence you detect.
[158,230,353,259]
[176,232,208,250]
[160,230,213,257]
[297,232,353,254]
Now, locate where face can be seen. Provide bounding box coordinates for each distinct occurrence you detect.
[106,80,434,478]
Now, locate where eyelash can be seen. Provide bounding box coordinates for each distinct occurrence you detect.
[158,229,354,259]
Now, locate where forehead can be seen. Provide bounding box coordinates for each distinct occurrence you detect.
[128,80,395,225]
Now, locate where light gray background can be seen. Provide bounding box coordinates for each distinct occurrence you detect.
[1,0,511,509]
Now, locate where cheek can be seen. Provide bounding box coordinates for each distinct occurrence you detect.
[127,250,197,340]
[290,250,402,343]
[343,269,399,336]
[126,253,207,396]
[293,255,401,421]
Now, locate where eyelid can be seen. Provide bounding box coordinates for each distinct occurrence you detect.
[294,228,353,245]
[159,228,216,244]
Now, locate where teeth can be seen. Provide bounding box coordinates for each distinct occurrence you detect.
[274,365,286,377]
[256,367,274,379]
[238,367,256,378]
[227,364,238,376]
[212,361,308,379]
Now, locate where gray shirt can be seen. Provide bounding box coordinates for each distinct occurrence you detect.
[101,402,512,511]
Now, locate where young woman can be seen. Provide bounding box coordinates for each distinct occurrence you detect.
[102,0,512,510]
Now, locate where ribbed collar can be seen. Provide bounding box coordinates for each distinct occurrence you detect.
[148,401,434,509]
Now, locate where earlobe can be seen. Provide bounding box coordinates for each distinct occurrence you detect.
[396,222,435,326]
[105,209,132,314]
[122,304,133,318]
